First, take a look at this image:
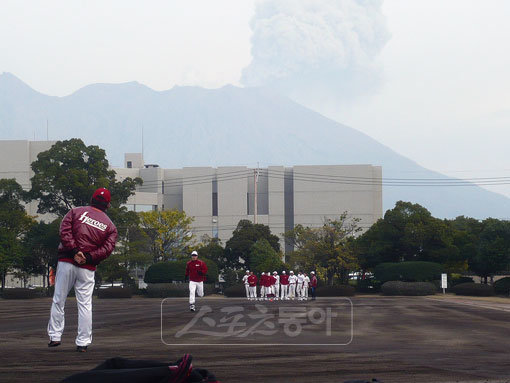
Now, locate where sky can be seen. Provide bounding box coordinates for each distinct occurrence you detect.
[1,0,509,197]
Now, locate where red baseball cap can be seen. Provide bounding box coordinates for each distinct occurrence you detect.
[92,188,111,204]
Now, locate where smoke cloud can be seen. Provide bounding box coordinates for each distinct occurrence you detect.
[241,0,390,105]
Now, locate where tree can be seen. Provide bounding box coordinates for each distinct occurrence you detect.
[224,220,280,270]
[0,179,36,290]
[249,239,284,274]
[469,218,510,283]
[23,219,61,291]
[356,201,459,270]
[139,209,194,262]
[29,138,142,217]
[285,212,361,285]
[198,235,226,270]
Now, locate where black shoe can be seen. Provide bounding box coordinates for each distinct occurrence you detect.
[48,340,61,347]
[190,304,195,312]
[76,346,88,353]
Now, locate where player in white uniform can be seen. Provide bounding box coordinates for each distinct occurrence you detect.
[296,272,305,300]
[272,271,280,301]
[303,273,310,300]
[280,271,289,300]
[288,271,297,300]
[242,270,250,299]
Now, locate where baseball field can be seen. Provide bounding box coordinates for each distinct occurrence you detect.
[0,295,509,382]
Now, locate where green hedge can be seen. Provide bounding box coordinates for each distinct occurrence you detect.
[451,276,474,286]
[97,287,133,299]
[1,288,39,299]
[381,281,437,296]
[452,282,494,296]
[494,277,510,295]
[355,279,381,293]
[144,258,219,284]
[316,285,355,297]
[146,283,215,298]
[374,262,443,283]
[223,284,247,297]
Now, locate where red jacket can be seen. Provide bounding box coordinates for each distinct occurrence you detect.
[58,206,118,271]
[310,275,318,288]
[259,275,266,286]
[280,274,289,285]
[248,275,258,287]
[185,259,208,282]
[267,276,276,286]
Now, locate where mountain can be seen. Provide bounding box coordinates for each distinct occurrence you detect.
[1,72,509,219]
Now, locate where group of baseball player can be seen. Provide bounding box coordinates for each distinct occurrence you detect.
[242,270,318,301]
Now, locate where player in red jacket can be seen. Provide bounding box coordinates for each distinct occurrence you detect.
[247,271,258,300]
[310,271,318,300]
[279,271,289,300]
[185,250,208,311]
[47,188,118,352]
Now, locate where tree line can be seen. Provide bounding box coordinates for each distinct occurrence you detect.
[1,139,509,291]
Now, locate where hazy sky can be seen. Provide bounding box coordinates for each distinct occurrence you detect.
[1,0,509,197]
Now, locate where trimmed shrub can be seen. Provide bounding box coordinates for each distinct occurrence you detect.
[97,287,132,299]
[144,261,188,283]
[1,288,39,299]
[452,282,494,296]
[375,262,443,283]
[355,279,381,293]
[144,258,219,284]
[146,283,214,298]
[223,284,247,298]
[494,277,510,295]
[316,285,355,297]
[381,281,437,296]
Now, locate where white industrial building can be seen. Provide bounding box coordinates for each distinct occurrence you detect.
[0,140,383,254]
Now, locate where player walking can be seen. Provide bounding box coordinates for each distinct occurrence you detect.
[185,250,208,312]
[248,271,258,300]
[288,271,297,300]
[310,271,318,300]
[280,271,289,300]
[272,271,280,300]
[47,188,117,352]
[259,272,267,300]
[242,270,250,299]
[303,273,310,300]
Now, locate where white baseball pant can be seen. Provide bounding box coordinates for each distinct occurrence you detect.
[189,280,204,304]
[244,284,250,298]
[280,284,288,299]
[289,283,296,298]
[47,261,95,347]
[249,286,257,299]
[273,283,280,298]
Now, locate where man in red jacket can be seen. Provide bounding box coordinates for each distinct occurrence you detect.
[310,271,318,300]
[47,188,118,352]
[185,250,208,312]
[247,271,258,300]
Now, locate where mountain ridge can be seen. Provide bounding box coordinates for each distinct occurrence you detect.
[1,72,508,219]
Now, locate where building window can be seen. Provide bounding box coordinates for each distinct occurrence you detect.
[212,193,218,216]
[127,161,132,168]
[212,179,218,216]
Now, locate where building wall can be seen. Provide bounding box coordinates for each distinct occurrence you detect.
[0,141,383,254]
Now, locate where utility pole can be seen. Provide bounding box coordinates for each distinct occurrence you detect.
[254,164,259,224]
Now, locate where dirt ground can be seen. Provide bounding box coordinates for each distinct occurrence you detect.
[0,295,509,383]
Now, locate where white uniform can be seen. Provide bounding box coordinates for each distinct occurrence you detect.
[48,261,95,347]
[303,276,310,299]
[272,274,280,300]
[242,274,250,299]
[296,274,305,299]
[288,274,297,299]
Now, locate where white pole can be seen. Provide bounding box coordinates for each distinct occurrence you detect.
[254,168,258,224]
